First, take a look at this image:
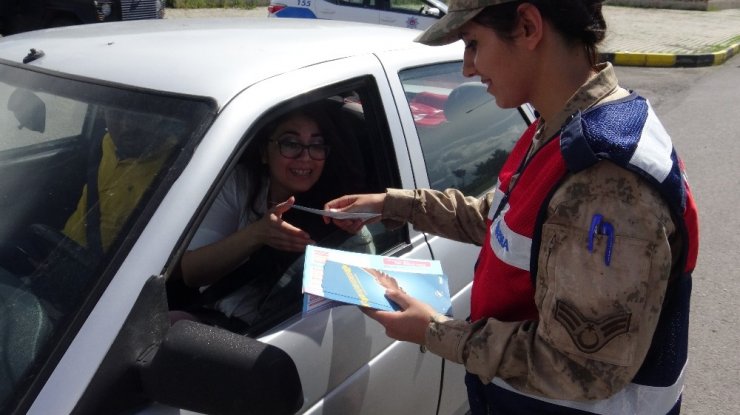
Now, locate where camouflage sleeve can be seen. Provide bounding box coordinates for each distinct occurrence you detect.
[425,161,678,401]
[382,187,491,246]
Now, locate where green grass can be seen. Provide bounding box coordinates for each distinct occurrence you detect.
[168,0,270,9]
[707,35,740,52]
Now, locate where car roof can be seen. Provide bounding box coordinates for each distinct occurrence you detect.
[0,18,428,105]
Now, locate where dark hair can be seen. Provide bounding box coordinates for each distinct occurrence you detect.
[243,102,362,215]
[472,0,606,66]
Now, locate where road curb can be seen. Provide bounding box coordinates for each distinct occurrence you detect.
[601,42,740,67]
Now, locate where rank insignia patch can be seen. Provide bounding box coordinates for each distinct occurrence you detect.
[554,300,631,353]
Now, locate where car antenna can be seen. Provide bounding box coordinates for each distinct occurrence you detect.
[23,48,45,64]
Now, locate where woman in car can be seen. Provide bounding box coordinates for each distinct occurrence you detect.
[323,1,699,414]
[177,103,370,329]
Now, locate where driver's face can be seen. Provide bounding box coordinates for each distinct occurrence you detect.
[104,109,160,159]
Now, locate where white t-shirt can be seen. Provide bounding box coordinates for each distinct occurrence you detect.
[187,166,270,321]
[188,166,268,252]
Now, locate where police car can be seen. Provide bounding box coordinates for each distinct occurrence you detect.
[267,0,447,30]
[0,18,533,414]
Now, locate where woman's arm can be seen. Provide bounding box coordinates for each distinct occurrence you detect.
[182,198,313,288]
[181,220,267,287]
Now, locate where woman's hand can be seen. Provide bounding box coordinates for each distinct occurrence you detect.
[181,197,311,287]
[323,193,386,234]
[362,288,437,346]
[255,196,314,252]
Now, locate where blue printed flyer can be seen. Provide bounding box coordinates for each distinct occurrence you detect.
[302,245,452,315]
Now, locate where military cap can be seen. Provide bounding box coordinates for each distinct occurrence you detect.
[415,0,518,46]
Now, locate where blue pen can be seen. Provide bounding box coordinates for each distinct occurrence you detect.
[587,213,615,266]
[587,214,603,252]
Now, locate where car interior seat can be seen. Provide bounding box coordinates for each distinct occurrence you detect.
[323,95,371,193]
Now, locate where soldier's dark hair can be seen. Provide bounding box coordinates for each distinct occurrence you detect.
[472,0,607,66]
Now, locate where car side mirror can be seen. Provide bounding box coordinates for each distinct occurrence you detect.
[422,7,440,17]
[138,320,304,415]
[7,88,46,133]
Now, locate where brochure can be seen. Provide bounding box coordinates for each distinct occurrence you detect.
[302,245,452,315]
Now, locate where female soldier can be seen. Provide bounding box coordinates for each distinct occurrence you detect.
[324,1,699,413]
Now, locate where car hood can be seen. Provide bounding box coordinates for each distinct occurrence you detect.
[0,18,424,106]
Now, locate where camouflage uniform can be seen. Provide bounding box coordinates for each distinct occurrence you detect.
[381,63,679,401]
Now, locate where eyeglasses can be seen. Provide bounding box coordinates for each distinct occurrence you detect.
[270,138,330,161]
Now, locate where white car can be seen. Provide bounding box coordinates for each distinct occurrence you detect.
[267,0,447,30]
[0,18,533,415]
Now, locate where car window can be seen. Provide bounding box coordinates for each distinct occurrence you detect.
[0,63,215,413]
[337,0,376,7]
[170,78,406,337]
[399,62,527,196]
[388,0,427,13]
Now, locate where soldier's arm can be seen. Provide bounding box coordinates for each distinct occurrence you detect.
[382,187,492,246]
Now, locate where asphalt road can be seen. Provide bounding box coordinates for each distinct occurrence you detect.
[617,57,740,415]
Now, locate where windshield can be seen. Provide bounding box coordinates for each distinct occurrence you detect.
[0,62,215,412]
